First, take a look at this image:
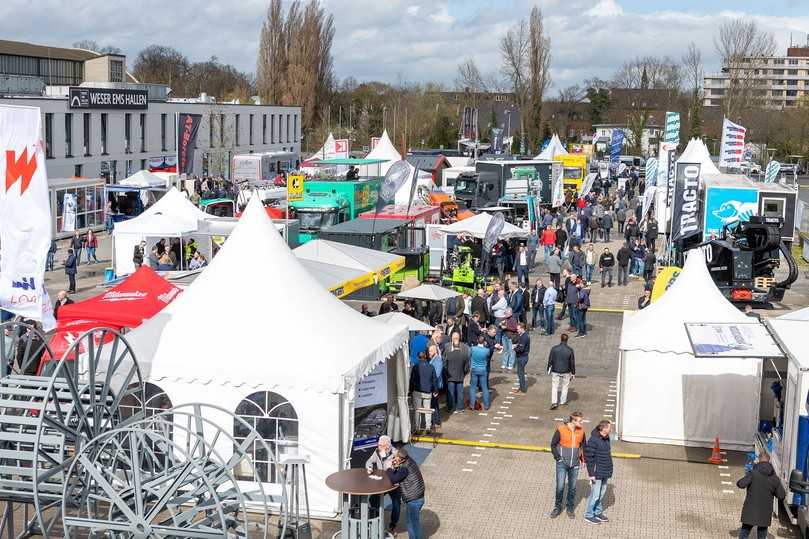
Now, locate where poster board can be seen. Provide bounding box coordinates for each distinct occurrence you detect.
[352,361,389,453]
[685,322,785,358]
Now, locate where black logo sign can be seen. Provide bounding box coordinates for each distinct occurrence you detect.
[68,87,148,110]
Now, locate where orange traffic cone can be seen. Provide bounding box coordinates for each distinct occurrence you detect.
[708,437,723,465]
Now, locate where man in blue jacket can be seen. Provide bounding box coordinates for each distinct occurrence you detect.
[584,420,614,525]
[468,336,492,410]
[512,323,531,394]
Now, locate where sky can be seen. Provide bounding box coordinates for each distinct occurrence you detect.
[2,0,809,95]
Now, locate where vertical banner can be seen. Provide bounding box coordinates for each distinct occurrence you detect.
[551,162,565,208]
[640,185,656,225]
[719,118,746,170]
[664,112,680,145]
[177,113,202,176]
[645,158,658,187]
[764,160,781,184]
[580,173,598,197]
[609,130,624,171]
[671,162,701,242]
[658,143,677,207]
[61,193,76,232]
[491,128,503,153]
[0,105,55,329]
[334,139,349,158]
[370,136,380,151]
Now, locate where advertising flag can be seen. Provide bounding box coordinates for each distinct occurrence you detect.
[645,158,658,187]
[719,118,746,169]
[657,142,677,207]
[0,105,55,329]
[376,160,410,212]
[580,173,598,197]
[640,186,656,225]
[764,160,781,184]
[176,113,201,176]
[664,112,680,145]
[609,130,624,170]
[482,212,505,254]
[671,162,701,242]
[551,162,565,208]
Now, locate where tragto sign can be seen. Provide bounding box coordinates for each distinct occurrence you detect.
[68,87,148,109]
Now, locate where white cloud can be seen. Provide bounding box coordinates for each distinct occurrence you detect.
[585,0,624,18]
[406,5,420,16]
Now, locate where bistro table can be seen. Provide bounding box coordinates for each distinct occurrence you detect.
[325,468,397,539]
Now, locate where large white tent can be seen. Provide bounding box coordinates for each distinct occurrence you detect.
[360,130,400,175]
[124,196,410,517]
[112,187,216,275]
[119,169,170,189]
[617,249,760,450]
[439,212,528,239]
[678,138,721,176]
[394,162,435,205]
[534,134,568,160]
[294,239,405,281]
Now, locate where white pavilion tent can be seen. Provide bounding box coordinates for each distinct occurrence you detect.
[394,162,435,205]
[294,239,405,281]
[119,169,170,189]
[112,187,216,275]
[439,212,528,239]
[617,249,761,450]
[360,130,400,175]
[534,134,568,160]
[123,196,410,517]
[678,138,721,176]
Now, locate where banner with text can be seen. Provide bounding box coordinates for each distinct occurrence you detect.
[0,105,55,329]
[719,118,746,169]
[645,157,658,187]
[658,142,677,207]
[177,113,201,176]
[609,130,624,171]
[664,112,680,145]
[671,162,701,242]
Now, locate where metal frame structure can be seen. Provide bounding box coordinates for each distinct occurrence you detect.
[0,320,53,377]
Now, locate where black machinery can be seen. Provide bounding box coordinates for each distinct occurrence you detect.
[706,215,798,304]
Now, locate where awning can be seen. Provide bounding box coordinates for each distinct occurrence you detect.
[294,239,405,281]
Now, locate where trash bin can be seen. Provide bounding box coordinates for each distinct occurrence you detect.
[104,267,115,283]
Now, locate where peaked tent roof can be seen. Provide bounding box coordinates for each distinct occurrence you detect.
[620,249,748,354]
[297,258,375,298]
[119,170,168,189]
[535,134,568,160]
[363,130,401,175]
[124,196,408,393]
[678,138,721,176]
[114,187,212,235]
[373,312,434,331]
[439,212,528,239]
[307,132,339,161]
[294,239,405,279]
[57,266,182,328]
[397,284,460,301]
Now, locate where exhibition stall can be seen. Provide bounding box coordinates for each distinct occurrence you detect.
[123,197,411,517]
[617,249,763,450]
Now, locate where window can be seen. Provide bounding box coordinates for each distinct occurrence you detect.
[64,113,73,157]
[100,113,108,155]
[235,114,240,146]
[110,60,124,83]
[234,391,298,483]
[262,114,267,144]
[139,113,146,152]
[83,113,91,156]
[786,90,798,97]
[293,114,298,142]
[160,113,167,151]
[74,164,82,177]
[120,382,172,420]
[789,59,799,65]
[124,113,131,153]
[788,70,798,76]
[219,114,225,146]
[712,89,725,96]
[249,114,254,145]
[209,114,214,148]
[286,114,291,143]
[774,59,785,65]
[140,158,147,170]
[772,90,784,96]
[270,114,275,143]
[44,113,53,159]
[788,79,798,86]
[277,114,282,144]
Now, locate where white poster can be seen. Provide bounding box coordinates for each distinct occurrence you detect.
[355,361,388,408]
[61,192,76,232]
[685,323,784,358]
[0,105,55,329]
[551,162,564,208]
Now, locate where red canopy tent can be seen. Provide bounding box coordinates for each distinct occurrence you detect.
[43,267,182,370]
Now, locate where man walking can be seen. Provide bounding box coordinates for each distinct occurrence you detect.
[469,336,492,410]
[546,248,562,291]
[548,333,575,410]
[616,242,631,287]
[530,279,546,331]
[576,282,591,338]
[443,332,469,414]
[570,245,585,278]
[386,448,426,539]
[70,231,83,266]
[601,210,613,243]
[550,412,587,518]
[527,231,538,270]
[512,323,531,394]
[735,453,785,539]
[599,248,615,288]
[645,216,659,252]
[427,345,443,427]
[584,420,614,525]
[64,248,78,293]
[514,244,529,288]
[543,282,557,336]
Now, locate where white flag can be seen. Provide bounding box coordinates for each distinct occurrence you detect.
[0,105,55,330]
[719,118,746,170]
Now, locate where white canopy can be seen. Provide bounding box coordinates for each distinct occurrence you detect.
[617,250,759,450]
[362,130,400,175]
[374,312,434,332]
[677,138,721,176]
[294,239,404,279]
[394,162,435,205]
[307,132,339,161]
[534,134,568,160]
[439,212,528,240]
[119,169,169,189]
[777,307,809,321]
[397,284,460,301]
[123,196,410,516]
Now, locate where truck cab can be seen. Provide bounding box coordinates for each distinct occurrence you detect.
[452,171,500,210]
[554,154,588,194]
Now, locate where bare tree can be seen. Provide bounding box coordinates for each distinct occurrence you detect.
[713,18,777,117]
[612,56,682,93]
[132,45,190,93]
[682,42,704,138]
[256,0,288,105]
[500,20,530,151]
[455,58,487,92]
[528,6,552,150]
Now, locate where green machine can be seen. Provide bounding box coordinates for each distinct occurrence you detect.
[289,178,381,243]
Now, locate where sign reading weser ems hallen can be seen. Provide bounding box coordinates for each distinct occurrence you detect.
[69,87,148,110]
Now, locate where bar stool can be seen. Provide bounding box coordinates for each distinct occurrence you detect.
[280,454,311,539]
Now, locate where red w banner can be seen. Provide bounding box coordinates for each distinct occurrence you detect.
[177,113,201,176]
[0,105,55,329]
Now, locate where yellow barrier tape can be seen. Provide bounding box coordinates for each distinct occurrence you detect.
[411,436,641,459]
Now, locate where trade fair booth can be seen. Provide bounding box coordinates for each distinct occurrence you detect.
[123,197,411,517]
[617,250,766,450]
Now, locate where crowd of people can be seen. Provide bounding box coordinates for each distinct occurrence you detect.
[132,237,208,272]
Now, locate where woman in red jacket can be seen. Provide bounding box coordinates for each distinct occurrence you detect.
[85,229,99,264]
[541,225,557,262]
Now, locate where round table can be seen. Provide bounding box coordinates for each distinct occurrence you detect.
[326,469,397,539]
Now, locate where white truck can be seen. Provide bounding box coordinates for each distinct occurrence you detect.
[232,151,298,184]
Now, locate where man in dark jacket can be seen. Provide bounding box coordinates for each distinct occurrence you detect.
[616,242,631,286]
[386,448,426,539]
[548,333,575,410]
[512,323,531,394]
[645,217,659,252]
[643,250,657,283]
[64,249,78,293]
[70,231,83,266]
[530,278,546,331]
[53,290,74,320]
[443,332,470,414]
[508,281,525,323]
[736,453,785,538]
[550,412,587,518]
[601,211,613,243]
[584,420,614,525]
[570,245,585,277]
[598,248,615,288]
[471,289,489,325]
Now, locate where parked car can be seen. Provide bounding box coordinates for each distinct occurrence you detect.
[740,161,762,175]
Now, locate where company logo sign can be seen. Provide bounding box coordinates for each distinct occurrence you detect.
[5,148,37,194]
[68,87,148,110]
[157,288,180,304]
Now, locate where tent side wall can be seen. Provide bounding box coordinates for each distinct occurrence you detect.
[619,350,761,450]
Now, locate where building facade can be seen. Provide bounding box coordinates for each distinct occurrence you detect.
[703,46,809,108]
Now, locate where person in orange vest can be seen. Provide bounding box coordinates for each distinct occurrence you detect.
[549,412,587,518]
